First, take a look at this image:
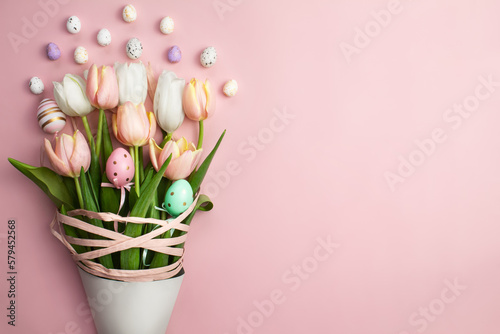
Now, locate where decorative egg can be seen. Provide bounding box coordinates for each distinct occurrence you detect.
[164,180,194,217]
[97,28,111,46]
[167,45,181,63]
[126,37,143,59]
[200,46,217,68]
[46,43,61,60]
[66,16,81,34]
[122,4,137,23]
[37,99,66,134]
[74,46,88,64]
[160,16,174,34]
[106,148,135,188]
[223,80,238,97]
[29,77,44,95]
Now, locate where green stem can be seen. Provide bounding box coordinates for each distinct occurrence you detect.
[133,146,141,197]
[81,116,94,146]
[95,109,104,158]
[74,177,84,209]
[197,120,204,150]
[160,132,173,148]
[139,146,144,183]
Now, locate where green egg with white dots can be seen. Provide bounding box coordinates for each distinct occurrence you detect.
[164,180,194,217]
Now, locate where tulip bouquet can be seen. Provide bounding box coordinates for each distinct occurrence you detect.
[9,61,223,277]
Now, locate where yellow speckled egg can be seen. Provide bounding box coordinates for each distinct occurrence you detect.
[123,5,137,23]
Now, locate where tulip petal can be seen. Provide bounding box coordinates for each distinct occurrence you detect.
[45,138,71,177]
[183,79,202,121]
[147,62,157,102]
[68,131,91,176]
[53,81,74,117]
[149,139,162,172]
[86,64,99,107]
[204,79,215,119]
[96,66,119,110]
[64,75,93,117]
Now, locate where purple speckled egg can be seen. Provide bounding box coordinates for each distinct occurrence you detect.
[46,43,61,60]
[106,148,135,188]
[167,45,182,63]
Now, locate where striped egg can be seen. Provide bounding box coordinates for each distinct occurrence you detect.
[37,99,66,134]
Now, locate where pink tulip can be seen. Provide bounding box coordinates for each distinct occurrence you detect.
[146,62,157,102]
[86,64,119,110]
[149,137,203,180]
[112,102,156,147]
[182,78,215,121]
[44,130,91,178]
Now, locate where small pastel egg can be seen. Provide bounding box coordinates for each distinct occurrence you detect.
[37,99,66,134]
[66,16,81,34]
[46,43,61,60]
[167,45,182,63]
[106,148,135,188]
[160,16,174,34]
[29,77,44,95]
[97,28,111,46]
[126,37,143,59]
[123,4,137,23]
[223,80,238,97]
[74,46,88,64]
[164,180,194,217]
[200,46,217,68]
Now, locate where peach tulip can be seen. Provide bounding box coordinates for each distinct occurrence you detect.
[86,64,119,110]
[149,137,203,180]
[182,78,215,121]
[44,130,90,178]
[112,102,156,147]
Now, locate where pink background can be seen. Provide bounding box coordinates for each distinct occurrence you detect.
[1,0,500,333]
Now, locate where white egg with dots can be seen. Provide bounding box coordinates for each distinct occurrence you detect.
[126,38,143,59]
[97,29,111,46]
[122,5,137,23]
[74,46,88,64]
[66,16,81,34]
[29,77,44,95]
[160,17,174,34]
[200,46,217,68]
[223,80,238,97]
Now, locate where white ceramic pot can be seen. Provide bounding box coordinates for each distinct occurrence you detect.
[78,268,184,334]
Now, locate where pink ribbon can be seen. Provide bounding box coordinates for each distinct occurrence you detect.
[101,181,133,232]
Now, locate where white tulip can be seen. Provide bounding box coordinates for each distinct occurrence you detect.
[154,71,185,133]
[115,62,147,105]
[53,74,94,117]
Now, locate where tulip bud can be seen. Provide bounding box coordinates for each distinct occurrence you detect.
[154,70,185,133]
[182,78,215,121]
[112,102,156,147]
[44,130,91,178]
[53,74,94,117]
[86,64,120,110]
[115,61,148,105]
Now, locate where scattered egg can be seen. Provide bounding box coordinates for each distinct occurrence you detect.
[66,16,81,34]
[74,46,88,64]
[29,77,44,95]
[46,43,61,60]
[200,46,217,68]
[97,28,111,46]
[223,80,238,97]
[122,4,137,23]
[37,99,66,134]
[167,45,181,63]
[160,16,174,34]
[126,37,143,59]
[106,148,135,188]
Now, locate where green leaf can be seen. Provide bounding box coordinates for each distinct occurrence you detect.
[60,204,89,254]
[150,194,213,269]
[8,158,74,210]
[80,168,114,269]
[189,130,226,194]
[121,154,171,270]
[88,141,101,206]
[101,110,114,164]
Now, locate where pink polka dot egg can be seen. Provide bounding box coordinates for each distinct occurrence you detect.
[37,98,66,134]
[106,148,135,188]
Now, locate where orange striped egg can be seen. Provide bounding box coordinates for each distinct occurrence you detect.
[37,99,66,134]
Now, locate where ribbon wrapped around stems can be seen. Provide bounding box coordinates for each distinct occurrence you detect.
[50,195,199,282]
[101,181,134,232]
